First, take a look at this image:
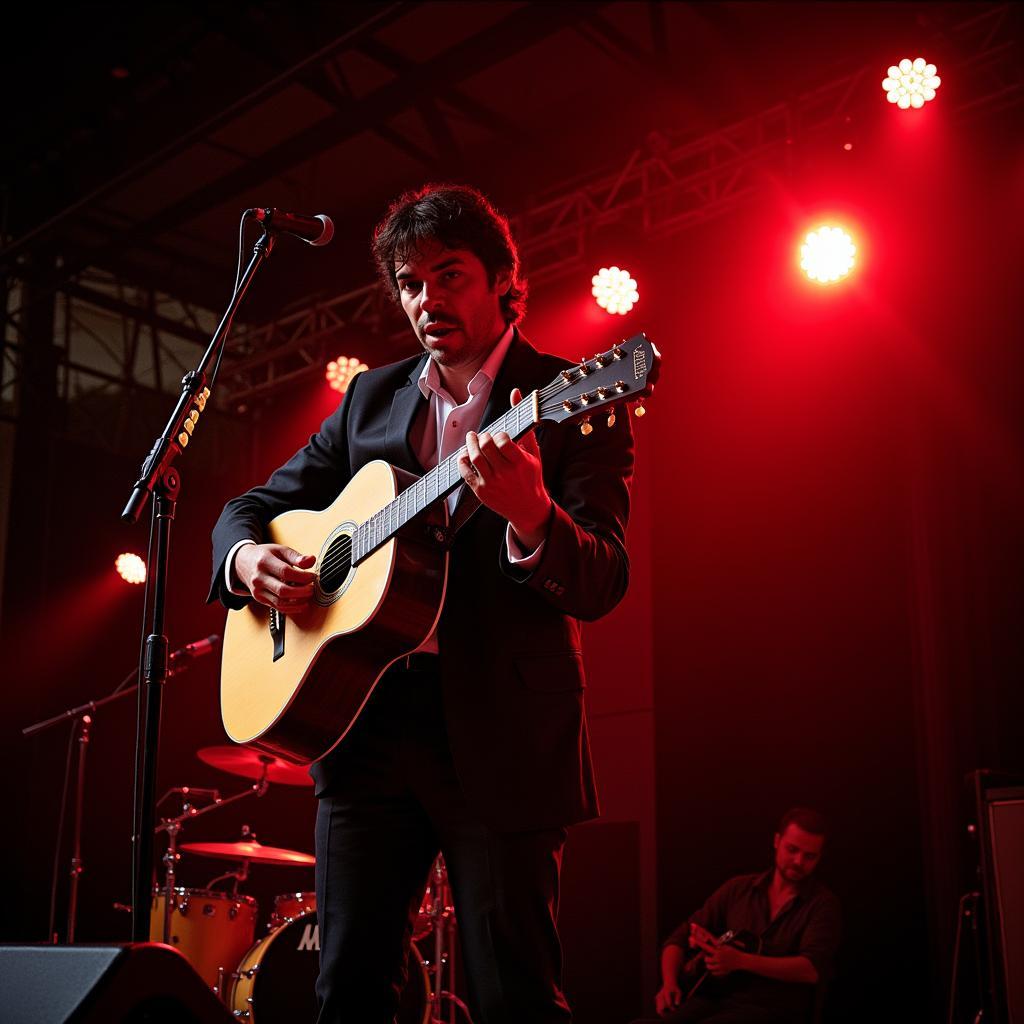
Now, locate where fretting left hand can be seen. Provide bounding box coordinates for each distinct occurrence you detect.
[458,387,553,550]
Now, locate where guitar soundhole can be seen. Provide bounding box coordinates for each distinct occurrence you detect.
[319,533,353,596]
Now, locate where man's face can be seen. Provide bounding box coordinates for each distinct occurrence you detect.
[394,240,511,371]
[773,824,824,884]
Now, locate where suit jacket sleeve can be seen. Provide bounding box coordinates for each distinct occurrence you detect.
[207,371,359,609]
[498,404,634,622]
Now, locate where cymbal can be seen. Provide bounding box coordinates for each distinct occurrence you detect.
[180,840,315,867]
[197,745,312,787]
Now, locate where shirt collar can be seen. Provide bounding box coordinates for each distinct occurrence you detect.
[417,324,515,403]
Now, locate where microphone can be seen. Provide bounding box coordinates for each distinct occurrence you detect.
[169,634,221,663]
[251,207,334,246]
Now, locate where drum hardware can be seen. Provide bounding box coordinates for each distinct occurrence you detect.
[422,855,474,1024]
[154,773,271,945]
[20,641,220,945]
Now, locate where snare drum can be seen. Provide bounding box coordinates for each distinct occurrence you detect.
[269,890,316,930]
[230,911,429,1022]
[150,886,258,991]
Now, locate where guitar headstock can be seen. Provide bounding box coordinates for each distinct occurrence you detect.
[536,333,660,432]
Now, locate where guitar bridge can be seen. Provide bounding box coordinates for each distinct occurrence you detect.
[269,608,285,662]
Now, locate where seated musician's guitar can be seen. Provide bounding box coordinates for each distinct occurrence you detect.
[220,334,659,765]
[684,927,762,1000]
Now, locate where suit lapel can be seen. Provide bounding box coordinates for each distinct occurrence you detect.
[477,329,540,437]
[384,354,429,474]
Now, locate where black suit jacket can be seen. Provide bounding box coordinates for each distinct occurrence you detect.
[209,331,634,831]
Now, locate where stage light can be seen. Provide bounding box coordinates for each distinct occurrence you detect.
[116,553,146,585]
[591,266,639,315]
[883,58,941,110]
[326,356,368,394]
[799,226,856,285]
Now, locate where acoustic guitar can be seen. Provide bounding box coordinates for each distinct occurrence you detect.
[220,333,660,764]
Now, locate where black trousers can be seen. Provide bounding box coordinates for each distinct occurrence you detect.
[313,659,571,1024]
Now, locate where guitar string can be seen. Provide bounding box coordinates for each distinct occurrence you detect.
[315,351,638,577]
[315,354,635,579]
[314,359,628,578]
[315,394,536,579]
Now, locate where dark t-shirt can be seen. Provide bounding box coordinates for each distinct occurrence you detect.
[664,870,841,1016]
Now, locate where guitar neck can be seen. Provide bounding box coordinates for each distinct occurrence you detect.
[351,392,538,563]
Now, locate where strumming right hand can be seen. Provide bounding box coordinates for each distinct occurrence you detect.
[655,980,683,1016]
[233,543,316,612]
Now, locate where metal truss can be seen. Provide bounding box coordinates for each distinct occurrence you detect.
[219,280,406,410]
[221,5,1022,405]
[3,3,1019,416]
[1,268,222,450]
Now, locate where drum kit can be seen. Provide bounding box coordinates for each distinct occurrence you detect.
[148,745,471,1023]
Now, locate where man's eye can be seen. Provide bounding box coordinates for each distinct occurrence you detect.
[401,281,420,292]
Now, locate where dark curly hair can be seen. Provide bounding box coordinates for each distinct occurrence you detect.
[777,807,828,838]
[372,183,527,325]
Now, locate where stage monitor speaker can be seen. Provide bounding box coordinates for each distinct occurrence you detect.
[978,786,1024,1019]
[0,942,234,1023]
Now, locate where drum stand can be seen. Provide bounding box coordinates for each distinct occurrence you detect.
[424,856,474,1024]
[154,773,269,945]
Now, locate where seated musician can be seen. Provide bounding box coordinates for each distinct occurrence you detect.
[635,807,840,1023]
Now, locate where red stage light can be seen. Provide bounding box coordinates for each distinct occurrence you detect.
[116,552,146,584]
[326,356,368,394]
[591,266,639,315]
[799,227,857,285]
[883,58,941,110]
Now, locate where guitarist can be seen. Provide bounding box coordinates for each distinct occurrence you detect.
[638,808,840,1023]
[209,184,635,1023]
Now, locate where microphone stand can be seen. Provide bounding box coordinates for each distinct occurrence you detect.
[22,649,217,943]
[120,225,276,944]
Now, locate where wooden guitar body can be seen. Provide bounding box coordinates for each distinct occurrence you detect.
[220,459,448,764]
[217,333,659,766]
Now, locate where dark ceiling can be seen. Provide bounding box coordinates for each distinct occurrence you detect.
[2,1,1017,323]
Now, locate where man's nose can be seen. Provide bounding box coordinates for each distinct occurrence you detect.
[421,286,445,313]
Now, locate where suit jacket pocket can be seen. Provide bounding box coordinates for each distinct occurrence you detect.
[513,651,586,693]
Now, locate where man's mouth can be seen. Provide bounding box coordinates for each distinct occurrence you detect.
[423,322,458,337]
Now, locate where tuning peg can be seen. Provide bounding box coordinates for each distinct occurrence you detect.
[580,417,593,436]
[607,411,616,428]
[633,400,646,418]
[178,431,190,447]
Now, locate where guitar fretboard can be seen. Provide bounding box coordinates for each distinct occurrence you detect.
[351,398,534,563]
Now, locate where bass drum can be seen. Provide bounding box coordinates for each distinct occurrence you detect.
[230,911,430,1022]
